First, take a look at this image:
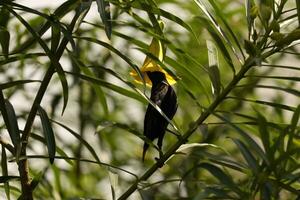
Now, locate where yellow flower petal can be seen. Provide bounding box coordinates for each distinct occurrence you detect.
[130,38,176,86]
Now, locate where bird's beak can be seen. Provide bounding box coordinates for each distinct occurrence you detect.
[130,38,177,86]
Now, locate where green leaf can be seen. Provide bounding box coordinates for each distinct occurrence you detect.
[8,7,69,115]
[0,6,10,27]
[30,133,73,166]
[74,0,92,32]
[66,71,146,103]
[74,36,144,83]
[207,40,221,97]
[0,176,19,183]
[0,27,10,59]
[231,138,259,174]
[194,0,243,64]
[51,119,101,164]
[256,112,271,162]
[226,96,296,112]
[197,17,235,74]
[290,105,300,134]
[297,0,300,28]
[1,146,10,200]
[199,163,242,194]
[236,84,300,97]
[206,0,245,59]
[213,112,269,165]
[51,22,61,52]
[38,106,56,164]
[132,2,198,42]
[108,168,118,200]
[0,53,46,66]
[95,0,112,39]
[4,100,20,152]
[68,52,109,115]
[0,80,41,90]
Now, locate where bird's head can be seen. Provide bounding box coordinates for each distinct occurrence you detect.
[146,71,166,85]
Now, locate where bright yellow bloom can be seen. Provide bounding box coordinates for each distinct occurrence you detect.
[130,38,176,86]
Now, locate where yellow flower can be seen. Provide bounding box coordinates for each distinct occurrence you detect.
[130,38,176,86]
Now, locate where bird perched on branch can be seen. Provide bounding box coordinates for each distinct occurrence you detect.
[130,36,178,161]
[143,71,177,161]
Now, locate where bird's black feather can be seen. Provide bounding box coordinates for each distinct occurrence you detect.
[143,71,177,161]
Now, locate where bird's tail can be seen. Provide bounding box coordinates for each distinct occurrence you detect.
[142,143,149,162]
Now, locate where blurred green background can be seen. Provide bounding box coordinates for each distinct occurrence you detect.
[0,0,299,199]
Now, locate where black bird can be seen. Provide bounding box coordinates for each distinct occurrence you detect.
[143,71,178,161]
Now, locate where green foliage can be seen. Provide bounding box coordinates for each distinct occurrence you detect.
[0,0,299,199]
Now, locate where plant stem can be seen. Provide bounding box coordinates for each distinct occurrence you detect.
[15,10,80,199]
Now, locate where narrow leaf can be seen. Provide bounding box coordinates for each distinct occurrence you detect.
[74,0,92,32]
[213,112,269,165]
[1,146,10,200]
[226,96,296,112]
[4,100,20,152]
[207,40,221,97]
[51,120,101,163]
[66,71,146,103]
[194,0,243,64]
[236,84,300,97]
[51,22,61,52]
[199,163,243,195]
[38,106,56,164]
[0,27,10,59]
[290,105,300,134]
[108,168,118,200]
[297,0,300,27]
[0,80,41,90]
[197,17,235,73]
[256,112,271,161]
[231,138,259,174]
[95,0,112,39]
[68,53,108,115]
[8,7,69,115]
[0,176,19,183]
[0,6,10,27]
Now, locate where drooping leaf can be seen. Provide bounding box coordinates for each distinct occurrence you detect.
[51,22,61,52]
[0,27,10,59]
[197,17,235,74]
[231,138,259,174]
[213,112,269,165]
[194,0,243,64]
[95,0,112,39]
[4,100,20,152]
[51,119,101,164]
[73,0,92,32]
[0,6,10,27]
[38,106,56,164]
[8,7,69,115]
[30,133,73,166]
[207,40,221,97]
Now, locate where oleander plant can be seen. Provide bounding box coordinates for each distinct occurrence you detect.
[0,0,299,199]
